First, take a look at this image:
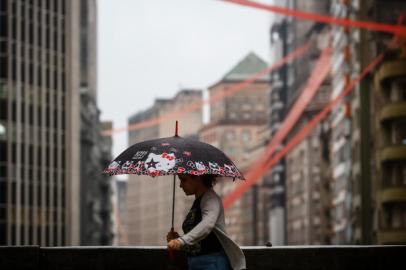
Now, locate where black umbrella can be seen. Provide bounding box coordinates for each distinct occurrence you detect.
[104,121,244,232]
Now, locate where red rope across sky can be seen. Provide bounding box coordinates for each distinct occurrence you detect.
[102,1,405,136]
[102,1,405,212]
[222,12,404,210]
[222,0,406,36]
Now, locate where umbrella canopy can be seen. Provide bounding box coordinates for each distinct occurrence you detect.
[104,135,245,180]
[103,122,244,246]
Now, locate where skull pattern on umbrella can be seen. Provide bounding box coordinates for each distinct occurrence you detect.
[104,136,244,179]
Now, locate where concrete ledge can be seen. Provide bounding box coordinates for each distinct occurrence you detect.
[0,245,405,270]
[244,246,406,270]
[0,246,39,270]
[40,246,187,270]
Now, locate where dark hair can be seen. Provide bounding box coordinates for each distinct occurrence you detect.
[200,174,217,188]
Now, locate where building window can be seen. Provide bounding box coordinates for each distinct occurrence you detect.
[242,104,252,110]
[241,130,251,142]
[0,14,7,37]
[391,121,406,145]
[0,56,6,79]
[0,142,5,162]
[0,180,6,204]
[400,83,406,101]
[226,148,235,157]
[226,130,236,140]
[402,165,406,186]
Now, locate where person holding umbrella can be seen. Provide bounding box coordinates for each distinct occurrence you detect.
[167,174,246,270]
[105,122,246,270]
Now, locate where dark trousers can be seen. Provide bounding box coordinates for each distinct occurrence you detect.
[187,250,232,270]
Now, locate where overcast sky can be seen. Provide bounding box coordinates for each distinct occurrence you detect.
[98,0,273,158]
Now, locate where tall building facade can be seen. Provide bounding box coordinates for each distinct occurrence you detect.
[329,0,359,244]
[78,0,114,246]
[285,123,331,245]
[199,52,271,245]
[328,0,406,245]
[269,0,330,245]
[0,0,81,245]
[237,125,273,245]
[370,0,406,244]
[283,26,331,246]
[373,52,406,244]
[126,89,203,245]
[269,10,289,245]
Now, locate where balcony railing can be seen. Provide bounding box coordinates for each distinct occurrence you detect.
[1,245,405,270]
[379,102,406,123]
[380,145,406,163]
[380,186,406,204]
[374,59,406,89]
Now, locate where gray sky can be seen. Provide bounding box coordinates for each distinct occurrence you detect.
[98,0,272,158]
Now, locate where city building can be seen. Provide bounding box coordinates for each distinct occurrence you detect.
[126,89,203,245]
[373,51,406,244]
[0,0,81,245]
[199,52,271,245]
[329,0,406,245]
[269,0,330,245]
[268,10,289,245]
[238,125,273,245]
[285,122,331,245]
[329,0,359,244]
[284,29,332,245]
[370,0,406,244]
[112,177,128,245]
[78,0,114,246]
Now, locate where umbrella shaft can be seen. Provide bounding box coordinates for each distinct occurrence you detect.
[172,174,176,229]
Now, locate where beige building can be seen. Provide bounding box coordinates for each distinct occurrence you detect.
[268,0,330,246]
[284,33,332,245]
[238,125,273,245]
[0,1,81,245]
[279,6,332,244]
[285,124,331,245]
[199,52,271,246]
[286,73,333,246]
[126,89,203,245]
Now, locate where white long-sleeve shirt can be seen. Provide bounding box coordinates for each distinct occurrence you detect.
[178,189,246,270]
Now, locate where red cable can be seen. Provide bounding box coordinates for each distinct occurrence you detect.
[222,0,406,36]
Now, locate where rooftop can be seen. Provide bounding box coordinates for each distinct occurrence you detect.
[222,52,269,82]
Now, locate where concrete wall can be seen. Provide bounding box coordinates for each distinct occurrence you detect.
[1,246,405,270]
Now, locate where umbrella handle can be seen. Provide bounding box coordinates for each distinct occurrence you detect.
[168,227,176,261]
[169,175,176,261]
